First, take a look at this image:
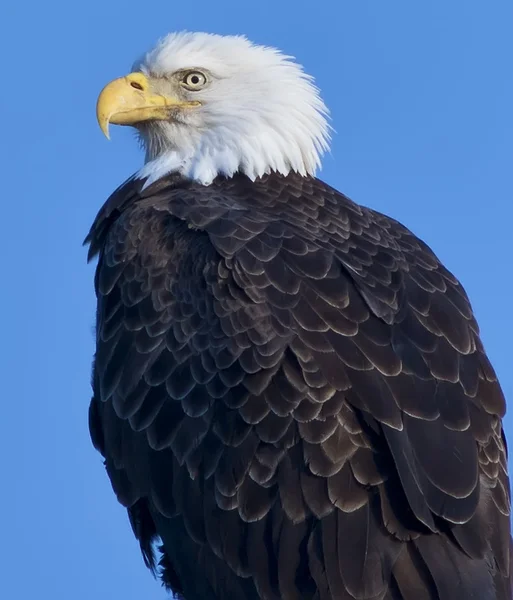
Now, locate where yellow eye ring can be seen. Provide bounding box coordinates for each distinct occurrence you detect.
[182,71,207,91]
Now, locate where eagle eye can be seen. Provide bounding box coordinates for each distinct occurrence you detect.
[181,71,207,91]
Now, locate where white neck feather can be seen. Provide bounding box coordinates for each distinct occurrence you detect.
[132,32,331,187]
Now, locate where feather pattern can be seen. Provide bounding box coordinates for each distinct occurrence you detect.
[87,171,511,599]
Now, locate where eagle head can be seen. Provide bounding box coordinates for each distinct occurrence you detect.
[96,31,330,186]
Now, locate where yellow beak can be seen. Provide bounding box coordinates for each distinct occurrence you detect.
[96,72,200,138]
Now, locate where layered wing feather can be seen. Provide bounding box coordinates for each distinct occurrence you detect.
[87,172,511,600]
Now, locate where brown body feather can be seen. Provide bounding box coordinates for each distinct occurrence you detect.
[87,171,512,599]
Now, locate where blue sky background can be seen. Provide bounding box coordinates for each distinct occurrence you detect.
[1,1,512,598]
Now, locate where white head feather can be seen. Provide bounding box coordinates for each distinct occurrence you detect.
[131,32,331,187]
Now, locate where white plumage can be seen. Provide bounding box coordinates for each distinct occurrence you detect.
[132,32,331,187]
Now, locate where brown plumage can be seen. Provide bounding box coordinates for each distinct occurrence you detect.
[87,170,512,599]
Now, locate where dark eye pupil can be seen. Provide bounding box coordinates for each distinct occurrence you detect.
[190,75,200,84]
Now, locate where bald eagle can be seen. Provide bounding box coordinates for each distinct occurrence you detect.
[87,32,511,600]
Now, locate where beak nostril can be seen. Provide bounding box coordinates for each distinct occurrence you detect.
[130,81,144,91]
